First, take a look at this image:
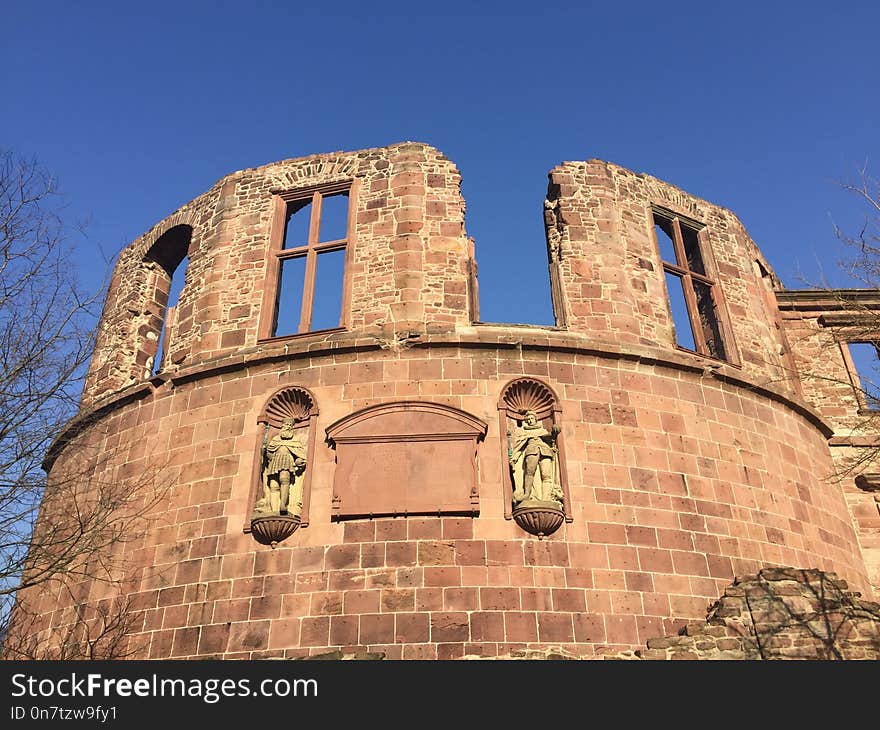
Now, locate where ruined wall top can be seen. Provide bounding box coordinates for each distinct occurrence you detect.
[82,143,800,410]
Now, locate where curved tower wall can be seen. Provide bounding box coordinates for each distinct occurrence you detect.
[23,143,871,659]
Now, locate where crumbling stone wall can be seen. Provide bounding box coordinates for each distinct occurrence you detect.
[545,160,797,395]
[630,567,880,659]
[83,143,473,406]
[776,292,880,596]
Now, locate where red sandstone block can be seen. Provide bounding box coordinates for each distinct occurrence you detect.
[604,615,639,646]
[254,549,292,576]
[442,518,474,539]
[381,588,415,612]
[268,618,302,650]
[163,604,188,629]
[328,570,366,592]
[657,529,695,551]
[360,614,395,645]
[171,627,200,657]
[403,644,437,659]
[375,519,408,542]
[282,594,310,618]
[213,598,250,623]
[396,567,423,588]
[564,568,593,589]
[552,588,587,612]
[232,577,266,599]
[175,559,202,585]
[520,587,552,611]
[437,643,466,660]
[344,590,380,614]
[573,613,606,643]
[486,540,523,566]
[479,587,521,611]
[568,543,609,570]
[431,612,469,643]
[386,542,417,567]
[416,587,443,611]
[444,587,479,611]
[607,545,640,571]
[407,518,442,540]
[342,520,376,542]
[418,541,456,565]
[199,623,231,655]
[360,543,385,568]
[325,544,360,570]
[588,523,628,544]
[300,617,330,647]
[364,569,396,589]
[505,612,538,642]
[189,536,220,559]
[396,613,430,643]
[149,630,174,659]
[642,592,671,616]
[533,567,567,588]
[455,541,487,566]
[309,592,343,616]
[671,550,710,577]
[329,616,358,646]
[264,574,296,595]
[249,595,282,620]
[538,613,574,642]
[158,586,185,607]
[637,547,674,573]
[291,546,325,571]
[610,590,644,615]
[424,567,462,587]
[625,525,658,547]
[707,554,734,579]
[470,612,505,643]
[625,571,655,593]
[457,566,486,586]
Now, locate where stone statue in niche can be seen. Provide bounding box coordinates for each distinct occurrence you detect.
[253,417,307,518]
[508,409,563,507]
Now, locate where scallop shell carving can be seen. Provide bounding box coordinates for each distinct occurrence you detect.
[262,387,316,428]
[501,378,556,419]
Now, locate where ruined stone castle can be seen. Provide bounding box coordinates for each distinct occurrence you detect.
[13,142,880,659]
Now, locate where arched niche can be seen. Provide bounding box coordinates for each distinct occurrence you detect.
[325,401,487,520]
[244,386,319,535]
[498,378,573,523]
[141,224,193,376]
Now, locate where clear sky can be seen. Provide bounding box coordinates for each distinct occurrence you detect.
[3,1,878,325]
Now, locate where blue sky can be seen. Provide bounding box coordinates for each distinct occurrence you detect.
[3,1,878,325]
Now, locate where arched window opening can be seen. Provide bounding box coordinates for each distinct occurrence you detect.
[142,225,192,376]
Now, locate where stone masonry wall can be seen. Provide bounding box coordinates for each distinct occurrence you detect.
[546,160,798,397]
[21,332,871,659]
[83,142,472,406]
[778,294,880,595]
[16,145,876,661]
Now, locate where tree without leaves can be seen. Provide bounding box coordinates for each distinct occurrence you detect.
[0,149,166,658]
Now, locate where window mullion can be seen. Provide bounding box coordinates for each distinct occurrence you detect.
[299,192,322,333]
[681,272,708,355]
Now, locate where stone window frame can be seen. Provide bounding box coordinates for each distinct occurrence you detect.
[839,339,880,414]
[650,205,738,365]
[141,224,195,377]
[258,180,359,341]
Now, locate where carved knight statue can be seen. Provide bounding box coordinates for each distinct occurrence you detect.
[252,417,307,519]
[508,409,563,507]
